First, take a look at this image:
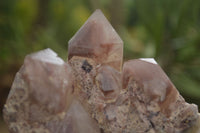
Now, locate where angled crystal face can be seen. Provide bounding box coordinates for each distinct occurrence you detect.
[122,59,178,115]
[96,65,121,99]
[45,100,100,133]
[22,48,74,114]
[3,49,75,132]
[63,100,100,133]
[68,9,123,71]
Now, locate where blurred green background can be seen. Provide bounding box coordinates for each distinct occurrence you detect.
[0,0,200,132]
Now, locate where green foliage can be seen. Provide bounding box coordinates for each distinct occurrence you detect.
[0,0,199,106]
[130,0,200,103]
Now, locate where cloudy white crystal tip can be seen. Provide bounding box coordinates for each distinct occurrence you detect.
[139,58,157,64]
[30,48,64,65]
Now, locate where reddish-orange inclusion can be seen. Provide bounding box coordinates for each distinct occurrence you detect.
[68,10,123,71]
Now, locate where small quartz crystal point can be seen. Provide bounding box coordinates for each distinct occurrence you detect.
[46,100,100,133]
[60,100,100,133]
[96,65,121,100]
[122,58,199,132]
[68,9,123,71]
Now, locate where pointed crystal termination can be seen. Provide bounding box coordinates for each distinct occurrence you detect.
[47,100,100,133]
[3,49,74,132]
[122,58,199,132]
[22,48,74,114]
[123,58,179,115]
[68,9,123,71]
[45,100,100,133]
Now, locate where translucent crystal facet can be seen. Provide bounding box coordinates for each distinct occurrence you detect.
[68,9,123,71]
[96,65,121,99]
[122,59,199,132]
[63,100,100,133]
[123,59,178,110]
[23,48,73,114]
[45,100,100,133]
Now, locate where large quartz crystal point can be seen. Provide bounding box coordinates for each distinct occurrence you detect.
[3,48,74,132]
[122,58,199,132]
[68,9,123,71]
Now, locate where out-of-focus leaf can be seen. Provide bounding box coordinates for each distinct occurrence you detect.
[171,72,200,99]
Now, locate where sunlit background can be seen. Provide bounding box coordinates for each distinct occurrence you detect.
[0,0,200,132]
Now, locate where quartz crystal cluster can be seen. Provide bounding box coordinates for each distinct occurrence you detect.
[3,9,200,133]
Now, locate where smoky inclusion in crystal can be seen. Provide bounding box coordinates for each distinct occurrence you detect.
[68,9,123,71]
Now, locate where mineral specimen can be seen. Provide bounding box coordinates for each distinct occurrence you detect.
[68,9,123,71]
[3,9,200,133]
